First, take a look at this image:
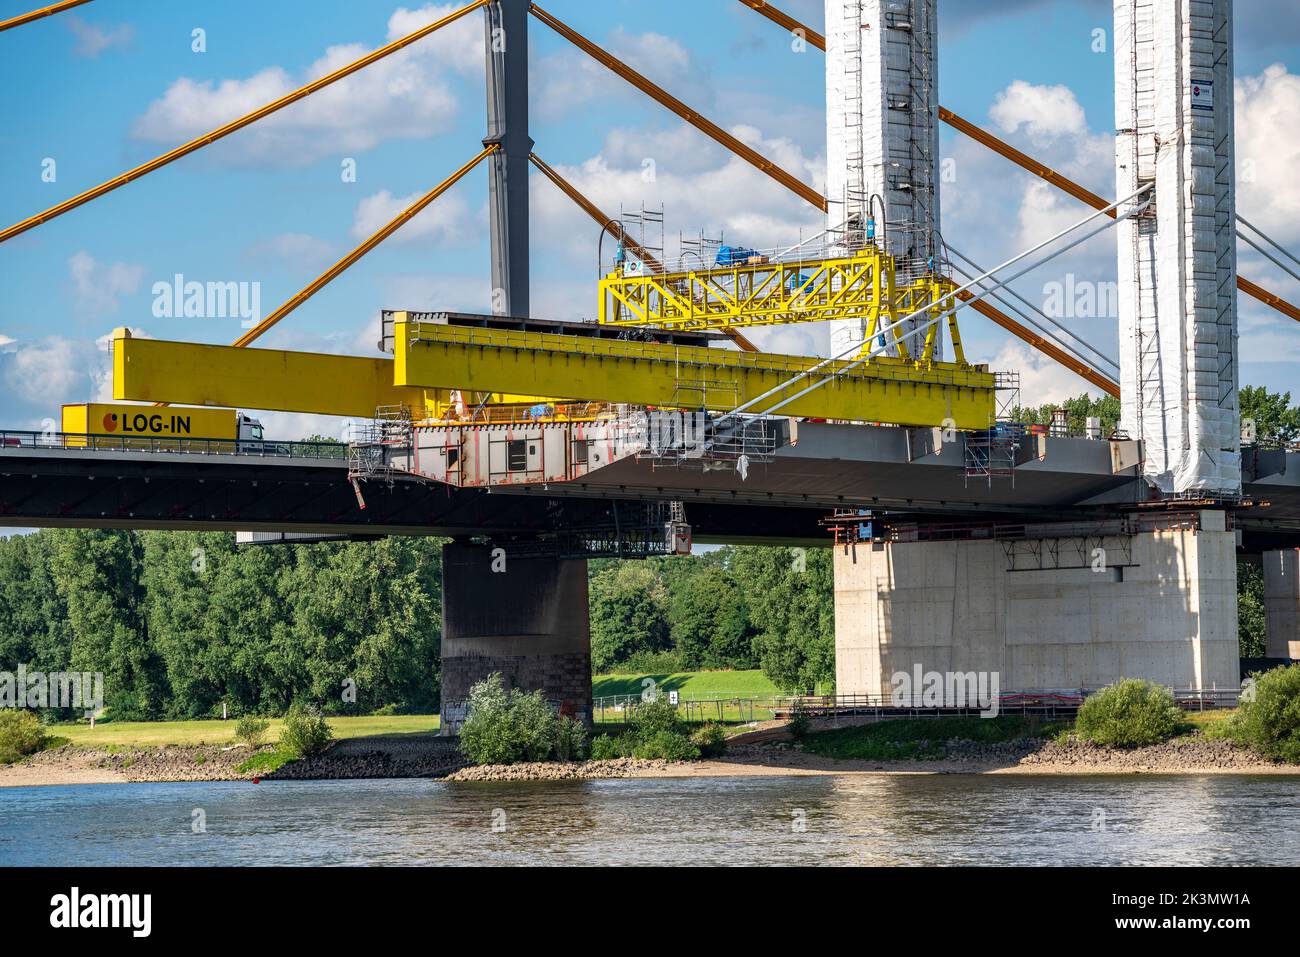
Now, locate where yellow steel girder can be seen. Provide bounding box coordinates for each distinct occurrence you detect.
[392,318,995,429]
[111,329,445,419]
[111,329,564,422]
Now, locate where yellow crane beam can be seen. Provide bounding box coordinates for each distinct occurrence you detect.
[528,3,827,212]
[0,0,92,32]
[0,0,489,244]
[391,316,995,428]
[112,329,441,419]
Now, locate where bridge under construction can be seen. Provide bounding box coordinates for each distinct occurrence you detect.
[4,0,1300,729]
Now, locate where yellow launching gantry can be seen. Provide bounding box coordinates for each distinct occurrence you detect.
[599,241,965,364]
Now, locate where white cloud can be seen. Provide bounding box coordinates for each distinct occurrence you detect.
[65,15,133,58]
[989,80,1088,144]
[0,335,16,353]
[980,341,1103,407]
[531,125,825,278]
[131,3,480,167]
[68,251,144,315]
[534,26,713,120]
[1237,64,1300,247]
[0,337,105,425]
[248,233,338,272]
[350,190,476,246]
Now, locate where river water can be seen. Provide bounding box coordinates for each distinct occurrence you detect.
[2,774,1298,866]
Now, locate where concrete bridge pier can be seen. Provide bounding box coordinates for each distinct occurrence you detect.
[833,512,1240,697]
[1264,549,1300,660]
[439,542,592,735]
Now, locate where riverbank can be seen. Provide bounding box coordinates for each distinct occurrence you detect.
[6,727,1298,787]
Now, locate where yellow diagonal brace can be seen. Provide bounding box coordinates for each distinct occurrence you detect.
[393,320,995,429]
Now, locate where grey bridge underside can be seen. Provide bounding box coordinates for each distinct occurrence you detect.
[3,423,1298,550]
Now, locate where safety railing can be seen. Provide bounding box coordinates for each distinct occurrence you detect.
[0,430,347,460]
[593,686,1243,725]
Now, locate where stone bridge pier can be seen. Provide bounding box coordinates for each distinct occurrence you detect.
[439,542,592,735]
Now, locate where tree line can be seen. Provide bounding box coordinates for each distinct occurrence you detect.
[0,531,834,720]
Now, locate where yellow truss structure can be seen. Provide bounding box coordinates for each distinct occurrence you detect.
[598,247,967,365]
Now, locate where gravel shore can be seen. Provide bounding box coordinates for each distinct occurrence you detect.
[3,731,1296,788]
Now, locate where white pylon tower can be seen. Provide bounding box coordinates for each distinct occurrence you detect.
[824,0,941,360]
[1114,0,1240,495]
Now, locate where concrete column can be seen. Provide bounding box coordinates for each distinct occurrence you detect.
[834,513,1239,695]
[483,0,531,317]
[440,543,591,734]
[1264,549,1300,659]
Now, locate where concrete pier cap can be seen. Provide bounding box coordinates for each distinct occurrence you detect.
[833,511,1240,699]
[439,542,592,735]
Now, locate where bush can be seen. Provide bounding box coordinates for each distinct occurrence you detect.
[627,697,687,738]
[1232,664,1300,763]
[690,723,727,758]
[632,730,700,761]
[0,711,46,764]
[457,674,589,765]
[234,715,270,748]
[786,698,810,741]
[589,734,631,761]
[279,706,333,758]
[1075,679,1184,747]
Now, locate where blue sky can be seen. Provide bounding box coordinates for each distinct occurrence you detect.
[1,0,1299,441]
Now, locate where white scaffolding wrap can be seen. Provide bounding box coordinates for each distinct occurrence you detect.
[1114,0,1240,495]
[825,0,940,359]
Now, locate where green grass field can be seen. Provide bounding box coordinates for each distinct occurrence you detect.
[591,669,779,699]
[50,714,440,748]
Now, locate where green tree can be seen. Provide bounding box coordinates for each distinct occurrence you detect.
[0,532,71,679]
[730,546,835,693]
[1011,393,1122,435]
[668,561,756,670]
[589,562,671,672]
[46,529,162,719]
[1240,386,1300,448]
[1238,561,1267,659]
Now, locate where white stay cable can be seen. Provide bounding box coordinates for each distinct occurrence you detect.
[1237,229,1300,287]
[1237,215,1300,273]
[947,247,1120,374]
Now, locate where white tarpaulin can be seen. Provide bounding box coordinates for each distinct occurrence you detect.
[1114,0,1240,495]
[825,0,940,361]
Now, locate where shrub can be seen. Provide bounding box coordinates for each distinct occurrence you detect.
[690,723,727,758]
[1075,679,1184,747]
[633,730,700,761]
[786,698,810,740]
[589,734,631,761]
[627,697,687,738]
[553,716,589,762]
[457,674,589,765]
[279,706,333,758]
[234,715,270,748]
[0,711,46,764]
[1232,664,1300,763]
